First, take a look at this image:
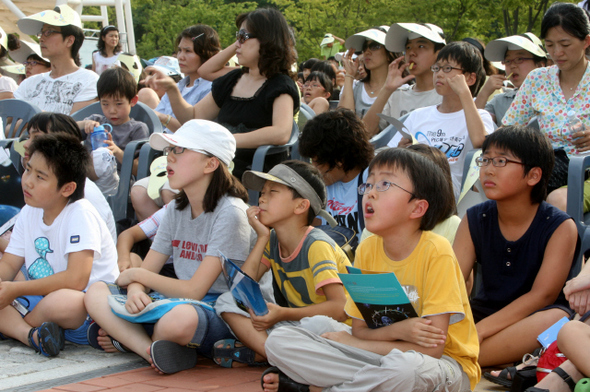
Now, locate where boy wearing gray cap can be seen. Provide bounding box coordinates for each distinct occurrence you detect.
[213,161,352,368]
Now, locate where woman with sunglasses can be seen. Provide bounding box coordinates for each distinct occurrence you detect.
[338,26,401,119]
[92,25,122,75]
[153,8,299,180]
[503,3,590,213]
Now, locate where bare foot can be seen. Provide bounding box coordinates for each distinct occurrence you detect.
[96,328,118,353]
[145,345,164,375]
[262,372,279,392]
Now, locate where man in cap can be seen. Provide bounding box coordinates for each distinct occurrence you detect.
[14,5,98,114]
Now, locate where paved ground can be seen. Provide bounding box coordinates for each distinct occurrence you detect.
[0,337,510,392]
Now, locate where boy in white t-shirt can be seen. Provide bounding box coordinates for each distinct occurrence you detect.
[388,41,495,199]
[0,133,118,357]
[363,23,446,137]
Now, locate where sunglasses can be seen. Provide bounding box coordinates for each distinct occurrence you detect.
[236,29,256,44]
[362,42,383,52]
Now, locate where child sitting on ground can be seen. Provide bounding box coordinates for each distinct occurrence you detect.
[452,126,578,384]
[213,160,352,368]
[262,148,479,392]
[388,41,495,200]
[84,120,255,375]
[77,67,149,177]
[0,133,118,357]
[303,71,333,115]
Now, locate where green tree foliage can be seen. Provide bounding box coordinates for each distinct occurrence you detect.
[130,0,257,59]
[94,0,569,62]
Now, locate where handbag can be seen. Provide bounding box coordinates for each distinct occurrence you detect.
[317,213,358,262]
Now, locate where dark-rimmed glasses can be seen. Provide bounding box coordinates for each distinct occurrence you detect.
[475,156,524,167]
[163,146,187,156]
[37,30,62,39]
[501,57,534,66]
[431,64,464,73]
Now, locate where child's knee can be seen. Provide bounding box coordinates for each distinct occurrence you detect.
[558,320,589,345]
[154,305,199,342]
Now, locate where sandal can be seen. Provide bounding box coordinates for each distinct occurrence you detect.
[484,351,540,388]
[86,322,129,353]
[213,338,268,368]
[150,340,198,374]
[260,366,309,392]
[28,322,64,357]
[525,367,577,392]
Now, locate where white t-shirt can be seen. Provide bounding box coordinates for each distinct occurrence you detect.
[14,68,99,114]
[84,178,117,243]
[93,51,121,75]
[5,199,119,289]
[383,85,442,119]
[388,105,494,199]
[321,170,368,241]
[0,76,18,93]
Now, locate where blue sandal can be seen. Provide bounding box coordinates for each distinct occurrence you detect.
[28,322,64,357]
[213,338,268,368]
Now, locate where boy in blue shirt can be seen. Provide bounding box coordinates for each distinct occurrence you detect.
[262,149,480,392]
[454,126,578,384]
[0,133,118,357]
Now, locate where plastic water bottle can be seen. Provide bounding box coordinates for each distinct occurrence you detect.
[567,110,590,155]
[90,123,113,150]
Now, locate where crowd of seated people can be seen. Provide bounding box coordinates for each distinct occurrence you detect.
[2,3,590,392]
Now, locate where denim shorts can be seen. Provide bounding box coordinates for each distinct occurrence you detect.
[106,283,232,358]
[15,295,92,345]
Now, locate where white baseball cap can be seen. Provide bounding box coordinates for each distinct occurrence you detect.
[485,33,547,62]
[18,5,82,35]
[345,26,389,51]
[385,23,446,53]
[150,56,181,77]
[9,40,49,64]
[149,120,236,167]
[321,33,335,47]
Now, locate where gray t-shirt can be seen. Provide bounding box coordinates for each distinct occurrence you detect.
[485,89,517,126]
[150,195,254,295]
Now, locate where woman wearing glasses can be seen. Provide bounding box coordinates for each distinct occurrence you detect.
[503,3,590,213]
[92,25,122,75]
[338,26,401,118]
[153,8,299,180]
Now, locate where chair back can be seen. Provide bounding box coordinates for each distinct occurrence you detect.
[0,99,42,138]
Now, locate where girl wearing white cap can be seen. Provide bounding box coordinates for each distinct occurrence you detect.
[338,26,401,118]
[85,120,256,375]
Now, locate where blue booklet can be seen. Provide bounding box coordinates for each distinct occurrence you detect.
[108,294,213,324]
[537,316,569,349]
[219,251,269,316]
[338,266,418,329]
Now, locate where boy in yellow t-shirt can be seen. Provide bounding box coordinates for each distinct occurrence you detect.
[262,148,480,392]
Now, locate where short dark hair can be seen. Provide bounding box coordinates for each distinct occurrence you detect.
[175,156,248,213]
[437,41,486,96]
[299,108,373,173]
[407,144,456,215]
[28,133,89,202]
[368,148,454,231]
[236,8,297,79]
[28,112,82,141]
[302,58,320,71]
[97,25,122,57]
[26,54,51,68]
[280,160,327,225]
[482,125,554,204]
[305,71,333,99]
[54,6,84,67]
[97,67,137,101]
[541,2,590,41]
[310,60,336,82]
[176,24,221,64]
